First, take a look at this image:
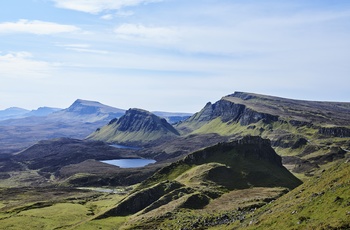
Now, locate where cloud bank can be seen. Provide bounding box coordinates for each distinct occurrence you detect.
[52,0,162,14]
[0,20,80,35]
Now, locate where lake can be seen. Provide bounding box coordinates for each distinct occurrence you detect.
[101,159,156,168]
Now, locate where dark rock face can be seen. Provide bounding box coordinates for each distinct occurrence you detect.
[318,127,350,138]
[289,120,313,128]
[188,100,278,125]
[113,108,180,135]
[184,136,282,167]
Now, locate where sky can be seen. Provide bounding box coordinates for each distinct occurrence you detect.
[0,0,350,112]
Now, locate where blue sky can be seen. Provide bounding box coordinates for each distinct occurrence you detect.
[1,0,349,112]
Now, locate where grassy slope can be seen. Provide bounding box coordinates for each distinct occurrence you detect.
[88,124,166,144]
[0,187,129,230]
[234,160,350,229]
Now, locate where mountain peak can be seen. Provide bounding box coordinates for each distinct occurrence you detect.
[88,108,180,145]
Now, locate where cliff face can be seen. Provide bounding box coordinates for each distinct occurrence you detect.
[181,99,278,131]
[87,108,180,145]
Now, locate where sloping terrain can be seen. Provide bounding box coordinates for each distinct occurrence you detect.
[92,136,301,229]
[240,160,350,229]
[176,92,350,176]
[88,108,180,146]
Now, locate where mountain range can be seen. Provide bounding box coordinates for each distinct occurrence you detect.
[0,91,349,229]
[0,107,61,121]
[0,99,191,154]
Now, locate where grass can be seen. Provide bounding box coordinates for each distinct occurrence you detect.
[122,187,287,230]
[237,161,350,229]
[0,187,128,230]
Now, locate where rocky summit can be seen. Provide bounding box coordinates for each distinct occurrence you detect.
[87,108,180,146]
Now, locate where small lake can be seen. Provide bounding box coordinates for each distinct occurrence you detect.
[101,159,156,168]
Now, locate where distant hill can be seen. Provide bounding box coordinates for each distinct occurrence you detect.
[24,107,62,117]
[48,99,125,123]
[0,107,61,121]
[176,92,350,176]
[87,108,180,146]
[0,107,29,120]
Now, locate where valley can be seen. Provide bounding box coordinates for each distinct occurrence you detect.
[0,92,349,229]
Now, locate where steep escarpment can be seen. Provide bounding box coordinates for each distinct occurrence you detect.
[176,92,350,176]
[87,108,180,146]
[177,99,278,133]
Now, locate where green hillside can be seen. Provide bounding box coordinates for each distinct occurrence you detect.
[92,136,301,229]
[236,160,350,229]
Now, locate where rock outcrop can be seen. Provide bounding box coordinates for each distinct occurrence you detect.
[179,99,278,132]
[318,127,350,138]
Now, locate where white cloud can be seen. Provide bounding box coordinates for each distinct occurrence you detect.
[52,0,162,14]
[56,43,91,48]
[114,23,179,43]
[55,43,109,54]
[116,10,134,17]
[101,14,114,20]
[0,19,80,35]
[0,52,59,78]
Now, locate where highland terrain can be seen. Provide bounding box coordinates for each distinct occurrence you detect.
[0,92,349,229]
